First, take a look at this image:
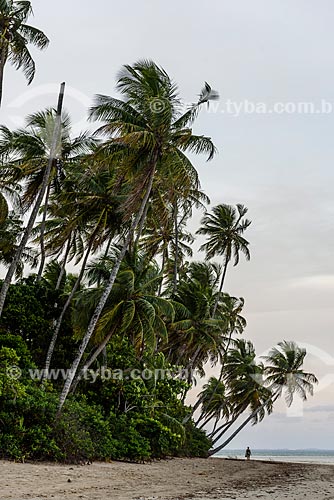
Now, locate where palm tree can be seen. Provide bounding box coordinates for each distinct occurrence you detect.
[196,377,230,432]
[165,262,226,378]
[57,60,218,412]
[197,204,251,317]
[0,109,96,278]
[193,295,246,426]
[0,83,65,318]
[0,0,49,106]
[263,341,318,406]
[208,340,318,455]
[70,248,174,390]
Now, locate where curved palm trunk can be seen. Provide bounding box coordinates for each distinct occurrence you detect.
[211,415,239,444]
[57,160,158,414]
[43,238,93,378]
[208,393,278,456]
[198,413,217,430]
[0,83,65,317]
[209,411,258,456]
[37,181,52,280]
[209,419,234,440]
[212,258,229,318]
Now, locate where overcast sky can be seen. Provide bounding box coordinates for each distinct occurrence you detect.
[1,0,334,450]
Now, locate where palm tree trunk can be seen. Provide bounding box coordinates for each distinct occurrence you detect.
[0,46,7,109]
[70,329,114,394]
[209,419,234,440]
[135,198,150,246]
[103,235,112,259]
[173,201,178,294]
[0,83,65,317]
[212,417,219,434]
[55,234,72,291]
[208,394,278,456]
[43,237,93,378]
[209,411,258,456]
[37,181,52,280]
[211,415,239,444]
[212,258,229,318]
[198,413,216,430]
[57,158,158,414]
[158,247,167,296]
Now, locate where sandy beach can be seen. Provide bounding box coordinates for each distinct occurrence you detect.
[1,457,334,500]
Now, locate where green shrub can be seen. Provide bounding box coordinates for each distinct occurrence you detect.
[108,413,151,461]
[54,399,117,462]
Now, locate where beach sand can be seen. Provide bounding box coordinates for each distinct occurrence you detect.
[1,457,334,500]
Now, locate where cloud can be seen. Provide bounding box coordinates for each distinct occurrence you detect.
[304,405,334,413]
[288,275,334,290]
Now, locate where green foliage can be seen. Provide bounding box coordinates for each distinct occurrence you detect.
[178,423,212,458]
[108,413,151,461]
[0,346,26,399]
[54,399,118,462]
[0,383,59,461]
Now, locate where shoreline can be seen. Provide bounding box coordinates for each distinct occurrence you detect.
[2,457,334,500]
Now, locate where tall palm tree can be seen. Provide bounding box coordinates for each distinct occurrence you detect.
[57,60,218,412]
[0,109,96,278]
[197,204,251,317]
[0,83,65,318]
[0,0,49,106]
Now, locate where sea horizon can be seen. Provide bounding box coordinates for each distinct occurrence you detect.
[216,448,334,465]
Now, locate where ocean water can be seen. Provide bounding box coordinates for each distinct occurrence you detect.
[216,449,334,465]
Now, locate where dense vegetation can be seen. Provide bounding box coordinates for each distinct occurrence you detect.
[0,1,317,463]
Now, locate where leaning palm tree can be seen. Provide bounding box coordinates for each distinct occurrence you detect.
[57,60,218,412]
[193,295,246,426]
[197,204,251,317]
[209,340,318,455]
[0,0,49,106]
[196,377,231,432]
[263,341,318,406]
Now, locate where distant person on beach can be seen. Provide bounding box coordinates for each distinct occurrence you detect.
[245,446,251,460]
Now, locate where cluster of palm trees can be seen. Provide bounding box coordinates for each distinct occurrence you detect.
[0,1,318,453]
